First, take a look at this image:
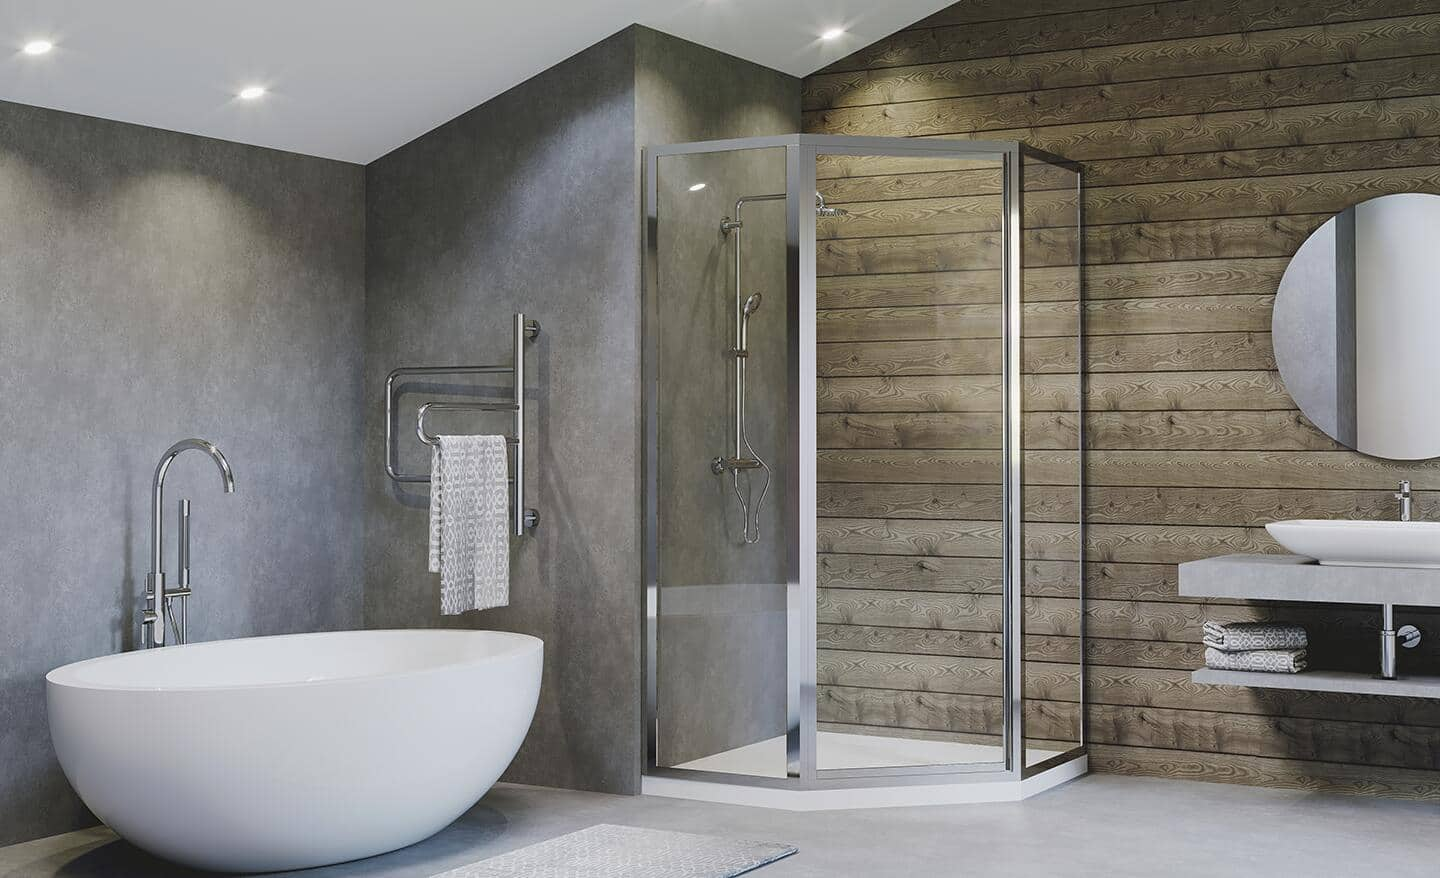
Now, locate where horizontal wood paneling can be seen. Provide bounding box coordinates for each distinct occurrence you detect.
[818,518,1275,564]
[1074,659,1440,717]
[818,371,1287,414]
[912,0,1169,29]
[814,95,1440,173]
[818,336,1080,376]
[819,450,1440,490]
[806,57,1440,138]
[1078,137,1440,190]
[1088,705,1440,770]
[1089,745,1440,801]
[807,15,1440,110]
[817,300,1077,342]
[1084,332,1275,373]
[817,216,1320,273]
[816,259,1288,309]
[823,137,1440,198]
[822,297,1273,345]
[807,0,1440,794]
[818,166,1440,233]
[818,685,1006,736]
[819,649,1005,696]
[823,0,1440,73]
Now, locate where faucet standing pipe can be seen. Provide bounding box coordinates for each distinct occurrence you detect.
[146,439,235,647]
[1396,480,1413,522]
[1377,480,1421,678]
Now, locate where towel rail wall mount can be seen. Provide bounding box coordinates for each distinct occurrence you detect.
[384,313,540,536]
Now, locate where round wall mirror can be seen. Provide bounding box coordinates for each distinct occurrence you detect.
[1272,192,1440,460]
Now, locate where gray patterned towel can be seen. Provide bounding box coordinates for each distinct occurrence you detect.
[1203,621,1307,652]
[1205,646,1307,674]
[429,434,510,614]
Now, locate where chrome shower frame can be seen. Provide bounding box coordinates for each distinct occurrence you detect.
[642,134,1085,793]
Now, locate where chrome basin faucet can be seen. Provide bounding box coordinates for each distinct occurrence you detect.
[145,439,235,647]
[1395,480,1413,522]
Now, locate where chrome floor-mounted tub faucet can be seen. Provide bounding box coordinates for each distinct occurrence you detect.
[144,439,235,647]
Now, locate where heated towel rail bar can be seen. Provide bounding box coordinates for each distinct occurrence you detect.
[384,312,540,536]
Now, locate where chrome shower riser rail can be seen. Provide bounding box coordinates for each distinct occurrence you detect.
[384,312,540,536]
[720,192,783,471]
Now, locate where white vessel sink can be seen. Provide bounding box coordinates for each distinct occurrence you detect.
[1266,519,1440,568]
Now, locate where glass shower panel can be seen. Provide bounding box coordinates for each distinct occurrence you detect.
[651,146,792,778]
[1020,150,1084,769]
[813,149,1010,770]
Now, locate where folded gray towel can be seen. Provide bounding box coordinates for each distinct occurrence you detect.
[1203,621,1307,652]
[428,434,511,615]
[1205,646,1307,674]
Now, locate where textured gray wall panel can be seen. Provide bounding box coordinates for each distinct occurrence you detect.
[363,27,798,795]
[0,25,797,847]
[639,28,800,767]
[0,101,366,846]
[363,32,646,796]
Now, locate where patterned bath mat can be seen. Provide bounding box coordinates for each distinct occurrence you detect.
[434,824,797,878]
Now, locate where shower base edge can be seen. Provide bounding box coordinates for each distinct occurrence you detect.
[641,755,1086,811]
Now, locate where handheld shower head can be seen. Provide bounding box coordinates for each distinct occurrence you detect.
[743,293,763,316]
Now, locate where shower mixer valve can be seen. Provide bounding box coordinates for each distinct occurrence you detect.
[712,456,763,474]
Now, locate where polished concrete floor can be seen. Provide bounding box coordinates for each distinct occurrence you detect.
[1,775,1436,877]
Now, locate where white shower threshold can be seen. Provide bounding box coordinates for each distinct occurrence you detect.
[644,731,1085,811]
[674,731,1060,776]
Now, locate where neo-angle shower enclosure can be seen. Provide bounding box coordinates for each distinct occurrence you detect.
[643,135,1084,803]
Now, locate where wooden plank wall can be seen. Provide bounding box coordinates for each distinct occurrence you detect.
[803,0,1440,796]
[813,153,1088,758]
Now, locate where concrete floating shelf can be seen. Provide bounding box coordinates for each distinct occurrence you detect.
[1181,554,1440,693]
[1192,668,1440,699]
[1178,554,1440,607]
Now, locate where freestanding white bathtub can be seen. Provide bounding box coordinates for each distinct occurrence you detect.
[46,629,542,873]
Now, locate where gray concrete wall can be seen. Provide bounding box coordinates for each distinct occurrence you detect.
[0,25,796,847]
[0,101,367,846]
[639,29,799,767]
[362,31,647,795]
[363,27,798,793]
[634,27,800,148]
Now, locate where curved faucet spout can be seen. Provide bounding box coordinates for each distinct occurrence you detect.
[154,438,235,494]
[147,439,235,647]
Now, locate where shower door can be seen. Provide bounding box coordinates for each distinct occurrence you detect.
[645,140,797,780]
[807,139,1014,777]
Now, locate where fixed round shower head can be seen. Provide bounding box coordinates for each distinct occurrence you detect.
[743,293,763,316]
[815,191,848,218]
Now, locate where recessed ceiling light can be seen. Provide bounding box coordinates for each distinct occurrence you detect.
[22,40,53,56]
[689,182,707,192]
[820,27,846,41]
[238,86,267,100]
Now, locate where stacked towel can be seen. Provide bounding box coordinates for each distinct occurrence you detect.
[429,434,511,614]
[1205,646,1308,674]
[1203,622,1308,674]
[1202,621,1307,652]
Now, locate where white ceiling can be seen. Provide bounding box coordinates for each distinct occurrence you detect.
[0,1,948,165]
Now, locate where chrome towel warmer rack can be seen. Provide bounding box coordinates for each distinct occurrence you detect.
[384,312,540,536]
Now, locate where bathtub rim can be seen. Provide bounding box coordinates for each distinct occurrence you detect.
[46,628,542,695]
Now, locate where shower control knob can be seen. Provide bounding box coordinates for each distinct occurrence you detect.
[1399,625,1422,649]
